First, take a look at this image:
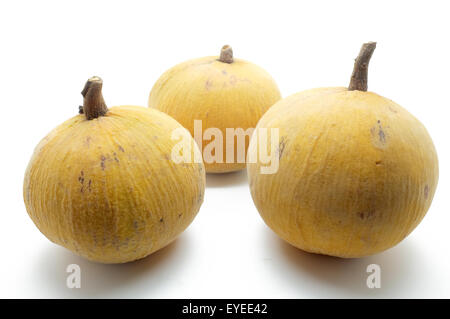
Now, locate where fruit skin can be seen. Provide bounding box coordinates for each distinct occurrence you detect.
[247,87,439,258]
[24,106,205,263]
[148,55,281,173]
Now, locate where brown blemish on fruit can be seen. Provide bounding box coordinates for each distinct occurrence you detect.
[371,121,388,148]
[358,211,375,220]
[78,171,85,192]
[78,171,84,183]
[375,160,382,165]
[424,185,429,199]
[159,218,164,223]
[278,137,287,160]
[118,145,125,152]
[378,128,386,144]
[100,155,106,170]
[376,121,386,143]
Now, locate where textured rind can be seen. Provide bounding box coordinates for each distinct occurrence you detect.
[148,56,281,173]
[247,88,439,258]
[24,106,205,263]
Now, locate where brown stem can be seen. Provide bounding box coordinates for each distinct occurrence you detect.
[218,45,233,63]
[348,42,377,91]
[81,76,108,120]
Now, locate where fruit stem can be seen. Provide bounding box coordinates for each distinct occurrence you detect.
[80,76,108,120]
[218,45,233,63]
[348,42,377,91]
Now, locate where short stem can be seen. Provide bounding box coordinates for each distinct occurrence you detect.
[81,76,108,120]
[348,42,377,91]
[218,45,233,63]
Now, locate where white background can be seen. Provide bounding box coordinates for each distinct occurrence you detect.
[0,0,449,298]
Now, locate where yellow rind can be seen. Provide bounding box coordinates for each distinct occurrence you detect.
[24,106,205,263]
[247,88,439,258]
[149,56,281,173]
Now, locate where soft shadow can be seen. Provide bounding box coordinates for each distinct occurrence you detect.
[264,230,430,298]
[32,237,188,298]
[206,170,248,188]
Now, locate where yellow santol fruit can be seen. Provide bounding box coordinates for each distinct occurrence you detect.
[149,45,281,173]
[24,76,205,263]
[247,42,439,258]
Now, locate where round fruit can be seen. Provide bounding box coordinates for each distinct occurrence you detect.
[247,42,439,258]
[24,76,205,263]
[149,45,281,173]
